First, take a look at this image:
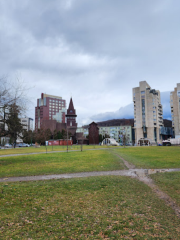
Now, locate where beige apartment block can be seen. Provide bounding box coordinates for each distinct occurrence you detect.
[133,81,163,143]
[170,83,180,138]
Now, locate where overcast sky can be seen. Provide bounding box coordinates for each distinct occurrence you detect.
[1,0,180,126]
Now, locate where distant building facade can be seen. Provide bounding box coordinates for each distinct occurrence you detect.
[21,117,33,131]
[170,83,180,138]
[16,117,34,143]
[98,119,134,143]
[76,127,89,137]
[78,119,134,144]
[133,81,163,143]
[35,93,66,131]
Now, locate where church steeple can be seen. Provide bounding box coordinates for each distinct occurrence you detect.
[67,97,77,116]
[66,97,77,130]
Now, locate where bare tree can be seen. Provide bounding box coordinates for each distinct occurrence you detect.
[0,77,31,140]
[0,77,29,110]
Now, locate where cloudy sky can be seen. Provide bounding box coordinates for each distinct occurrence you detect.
[1,0,180,126]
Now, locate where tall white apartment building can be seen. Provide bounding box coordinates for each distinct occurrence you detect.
[170,83,180,138]
[133,81,163,143]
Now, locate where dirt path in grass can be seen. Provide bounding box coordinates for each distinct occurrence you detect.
[113,152,136,169]
[114,153,180,218]
[0,168,179,182]
[0,170,137,182]
[137,175,180,218]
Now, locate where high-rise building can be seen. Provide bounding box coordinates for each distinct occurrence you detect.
[170,83,180,138]
[35,93,66,130]
[133,81,163,143]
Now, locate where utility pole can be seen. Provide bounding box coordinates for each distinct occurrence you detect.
[67,128,68,152]
[81,139,83,152]
[51,134,53,151]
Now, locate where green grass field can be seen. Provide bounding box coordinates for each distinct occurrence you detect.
[0,150,125,178]
[1,146,180,239]
[151,172,180,206]
[0,176,180,239]
[0,145,116,155]
[113,146,180,169]
[1,146,180,178]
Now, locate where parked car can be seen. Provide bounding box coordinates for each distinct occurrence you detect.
[163,138,180,146]
[19,143,30,147]
[30,143,35,147]
[4,143,12,148]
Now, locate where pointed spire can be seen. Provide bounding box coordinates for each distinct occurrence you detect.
[66,97,77,116]
[68,97,74,111]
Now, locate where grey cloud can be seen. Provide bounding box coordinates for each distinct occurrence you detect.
[90,104,134,123]
[0,0,179,125]
[89,91,172,123]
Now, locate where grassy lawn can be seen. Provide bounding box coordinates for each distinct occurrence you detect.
[151,172,180,206]
[0,176,180,239]
[113,146,180,169]
[0,150,125,178]
[0,145,117,156]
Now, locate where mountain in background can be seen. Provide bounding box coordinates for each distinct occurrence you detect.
[90,91,171,122]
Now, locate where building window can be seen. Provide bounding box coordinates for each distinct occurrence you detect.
[142,99,146,125]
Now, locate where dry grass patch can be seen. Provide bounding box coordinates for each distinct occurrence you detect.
[0,176,180,239]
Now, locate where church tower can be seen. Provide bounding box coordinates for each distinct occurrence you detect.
[66,98,77,142]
